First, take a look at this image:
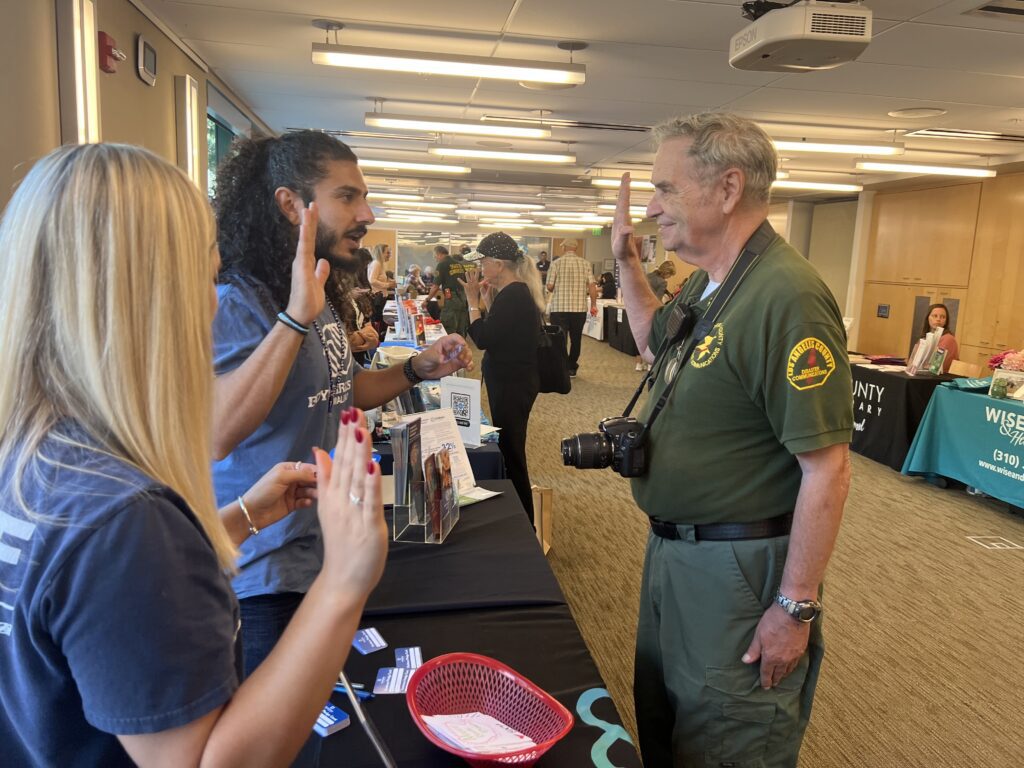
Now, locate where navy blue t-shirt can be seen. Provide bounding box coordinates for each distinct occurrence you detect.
[0,428,240,766]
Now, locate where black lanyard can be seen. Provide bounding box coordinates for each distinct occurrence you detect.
[622,221,777,440]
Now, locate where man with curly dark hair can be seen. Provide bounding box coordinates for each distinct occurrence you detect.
[210,130,472,766]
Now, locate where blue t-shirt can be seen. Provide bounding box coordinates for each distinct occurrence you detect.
[0,427,240,767]
[212,279,356,599]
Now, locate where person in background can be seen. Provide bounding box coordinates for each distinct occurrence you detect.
[598,271,618,299]
[402,264,427,298]
[212,130,472,766]
[635,262,678,371]
[919,302,959,373]
[0,143,388,768]
[460,233,545,522]
[612,112,852,767]
[646,261,677,302]
[424,243,471,337]
[341,252,378,367]
[546,238,598,377]
[536,250,551,285]
[368,243,396,295]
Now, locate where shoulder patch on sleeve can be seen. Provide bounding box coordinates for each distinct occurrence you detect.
[786,337,836,390]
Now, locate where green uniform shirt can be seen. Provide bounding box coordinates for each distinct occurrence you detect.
[436,255,469,303]
[631,234,853,525]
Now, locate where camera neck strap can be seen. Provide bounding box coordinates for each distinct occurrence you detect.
[628,220,777,438]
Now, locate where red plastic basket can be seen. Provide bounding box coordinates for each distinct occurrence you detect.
[406,653,574,767]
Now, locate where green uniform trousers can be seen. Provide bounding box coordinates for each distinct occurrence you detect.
[634,529,824,768]
[440,296,470,339]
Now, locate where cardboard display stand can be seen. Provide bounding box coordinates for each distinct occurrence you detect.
[531,485,553,555]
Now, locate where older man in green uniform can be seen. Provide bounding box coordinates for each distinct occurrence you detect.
[424,245,471,338]
[611,113,853,767]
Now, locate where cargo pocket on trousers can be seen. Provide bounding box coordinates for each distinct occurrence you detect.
[704,664,776,767]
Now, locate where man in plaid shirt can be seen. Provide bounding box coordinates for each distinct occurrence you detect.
[546,239,598,377]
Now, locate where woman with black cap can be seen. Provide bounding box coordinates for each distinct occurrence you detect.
[460,232,545,522]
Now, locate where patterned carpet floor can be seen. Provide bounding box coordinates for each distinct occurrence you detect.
[477,335,1024,767]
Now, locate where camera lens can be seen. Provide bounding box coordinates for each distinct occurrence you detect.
[561,433,613,469]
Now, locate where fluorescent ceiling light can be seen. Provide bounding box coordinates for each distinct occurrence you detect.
[591,178,655,190]
[428,147,575,163]
[456,210,524,219]
[365,113,551,139]
[772,139,904,156]
[772,180,863,192]
[385,210,450,219]
[481,222,526,230]
[374,216,459,225]
[855,161,996,178]
[312,43,586,84]
[598,204,649,214]
[467,201,544,210]
[539,223,594,231]
[537,211,604,218]
[775,171,790,180]
[359,158,470,174]
[381,200,456,209]
[367,192,424,201]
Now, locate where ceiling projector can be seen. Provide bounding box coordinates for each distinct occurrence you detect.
[729,1,872,72]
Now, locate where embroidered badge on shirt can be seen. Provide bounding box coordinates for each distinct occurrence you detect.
[689,323,724,369]
[787,337,836,390]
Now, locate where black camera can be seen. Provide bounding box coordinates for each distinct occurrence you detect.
[561,416,647,478]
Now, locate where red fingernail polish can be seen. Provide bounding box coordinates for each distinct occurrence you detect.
[367,460,376,474]
[355,429,364,444]
[339,412,348,426]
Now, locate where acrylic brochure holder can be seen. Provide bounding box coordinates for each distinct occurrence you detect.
[391,419,459,544]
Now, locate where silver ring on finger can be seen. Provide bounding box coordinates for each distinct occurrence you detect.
[294,461,302,471]
[349,492,364,506]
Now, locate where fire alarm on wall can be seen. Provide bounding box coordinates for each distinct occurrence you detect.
[137,35,157,86]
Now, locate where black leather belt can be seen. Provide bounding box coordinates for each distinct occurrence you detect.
[650,512,793,541]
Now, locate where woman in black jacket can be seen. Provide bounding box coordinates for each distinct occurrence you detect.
[461,232,545,522]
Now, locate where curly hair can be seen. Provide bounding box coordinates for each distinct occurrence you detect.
[213,130,358,317]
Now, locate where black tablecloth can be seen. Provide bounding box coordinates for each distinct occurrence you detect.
[375,441,506,481]
[322,604,641,767]
[851,365,955,471]
[365,481,566,616]
[604,305,639,356]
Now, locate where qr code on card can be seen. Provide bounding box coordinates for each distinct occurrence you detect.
[450,393,471,421]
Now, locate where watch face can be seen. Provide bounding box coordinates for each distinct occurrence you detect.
[796,604,818,621]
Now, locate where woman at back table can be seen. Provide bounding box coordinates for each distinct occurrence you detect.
[921,303,959,373]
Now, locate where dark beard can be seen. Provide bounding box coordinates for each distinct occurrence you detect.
[315,224,366,274]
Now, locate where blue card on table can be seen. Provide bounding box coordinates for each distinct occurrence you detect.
[353,627,388,655]
[313,703,350,737]
[395,646,423,669]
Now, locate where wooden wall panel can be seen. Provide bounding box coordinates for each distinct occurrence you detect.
[866,183,980,286]
[962,174,1024,350]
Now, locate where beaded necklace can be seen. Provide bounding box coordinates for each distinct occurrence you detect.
[312,298,346,412]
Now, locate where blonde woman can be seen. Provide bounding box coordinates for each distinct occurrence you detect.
[0,144,386,767]
[459,232,546,522]
[368,243,396,294]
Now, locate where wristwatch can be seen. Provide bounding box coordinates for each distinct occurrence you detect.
[774,591,822,623]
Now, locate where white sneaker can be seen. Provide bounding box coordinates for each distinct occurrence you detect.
[635,362,644,371]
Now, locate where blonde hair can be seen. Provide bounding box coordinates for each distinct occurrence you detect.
[0,144,237,569]
[652,112,777,205]
[372,243,390,262]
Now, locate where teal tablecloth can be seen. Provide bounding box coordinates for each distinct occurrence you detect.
[902,384,1024,507]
